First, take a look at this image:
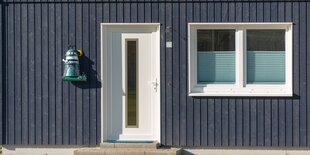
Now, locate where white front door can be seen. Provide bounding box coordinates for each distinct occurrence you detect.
[101,24,160,141]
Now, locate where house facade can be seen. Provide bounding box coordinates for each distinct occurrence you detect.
[0,0,310,154]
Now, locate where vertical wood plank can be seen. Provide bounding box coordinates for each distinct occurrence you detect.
[14,0,22,145]
[117,0,123,22]
[172,0,180,146]
[250,99,257,146]
[41,2,49,145]
[285,1,293,147]
[75,0,83,145]
[236,98,243,146]
[137,0,144,22]
[186,1,194,146]
[96,2,103,144]
[278,99,286,147]
[257,99,264,146]
[299,1,307,147]
[103,0,110,23]
[62,0,70,144]
[130,1,137,23]
[228,2,235,22]
[307,2,310,147]
[270,4,279,147]
[229,98,236,146]
[271,99,279,146]
[235,2,242,22]
[109,0,116,22]
[82,2,90,144]
[208,98,215,146]
[151,0,158,22]
[194,98,201,146]
[243,98,250,146]
[201,99,208,146]
[249,1,257,22]
[242,2,249,22]
[207,1,214,22]
[264,99,271,146]
[165,0,173,146]
[7,2,15,144]
[256,2,263,22]
[159,0,166,145]
[34,1,43,144]
[221,98,229,146]
[28,2,36,145]
[221,2,228,22]
[89,2,97,145]
[68,2,76,144]
[123,0,130,22]
[55,2,63,145]
[215,98,222,146]
[179,1,187,146]
[292,2,300,147]
[200,2,207,22]
[48,2,56,145]
[144,0,151,23]
[21,2,28,144]
[193,0,200,22]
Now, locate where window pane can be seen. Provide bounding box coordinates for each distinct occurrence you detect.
[197,30,235,51]
[247,30,285,51]
[197,30,235,84]
[247,30,285,84]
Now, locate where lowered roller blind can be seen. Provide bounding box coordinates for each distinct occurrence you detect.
[247,51,285,84]
[197,51,235,84]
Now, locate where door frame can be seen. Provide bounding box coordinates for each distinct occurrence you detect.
[100,23,161,142]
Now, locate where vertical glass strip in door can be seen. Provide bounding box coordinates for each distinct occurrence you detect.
[126,40,138,127]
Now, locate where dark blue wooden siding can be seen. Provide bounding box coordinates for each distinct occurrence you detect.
[0,0,310,147]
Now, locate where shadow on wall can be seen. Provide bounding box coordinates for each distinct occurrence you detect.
[71,54,102,89]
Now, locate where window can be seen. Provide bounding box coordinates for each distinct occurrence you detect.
[189,23,293,96]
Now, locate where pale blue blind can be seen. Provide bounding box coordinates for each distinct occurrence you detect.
[246,30,286,84]
[197,30,235,84]
[247,51,285,84]
[197,51,235,84]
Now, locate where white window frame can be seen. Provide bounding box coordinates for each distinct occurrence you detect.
[188,23,293,97]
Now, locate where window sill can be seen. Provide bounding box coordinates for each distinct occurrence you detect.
[189,85,293,97]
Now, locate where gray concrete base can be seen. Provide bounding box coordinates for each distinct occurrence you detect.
[3,145,88,155]
[74,142,181,155]
[75,147,182,155]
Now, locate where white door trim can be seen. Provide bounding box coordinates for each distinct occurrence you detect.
[100,23,161,142]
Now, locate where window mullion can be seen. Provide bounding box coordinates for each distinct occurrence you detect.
[236,27,245,88]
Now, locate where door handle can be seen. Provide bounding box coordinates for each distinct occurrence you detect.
[151,78,159,92]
